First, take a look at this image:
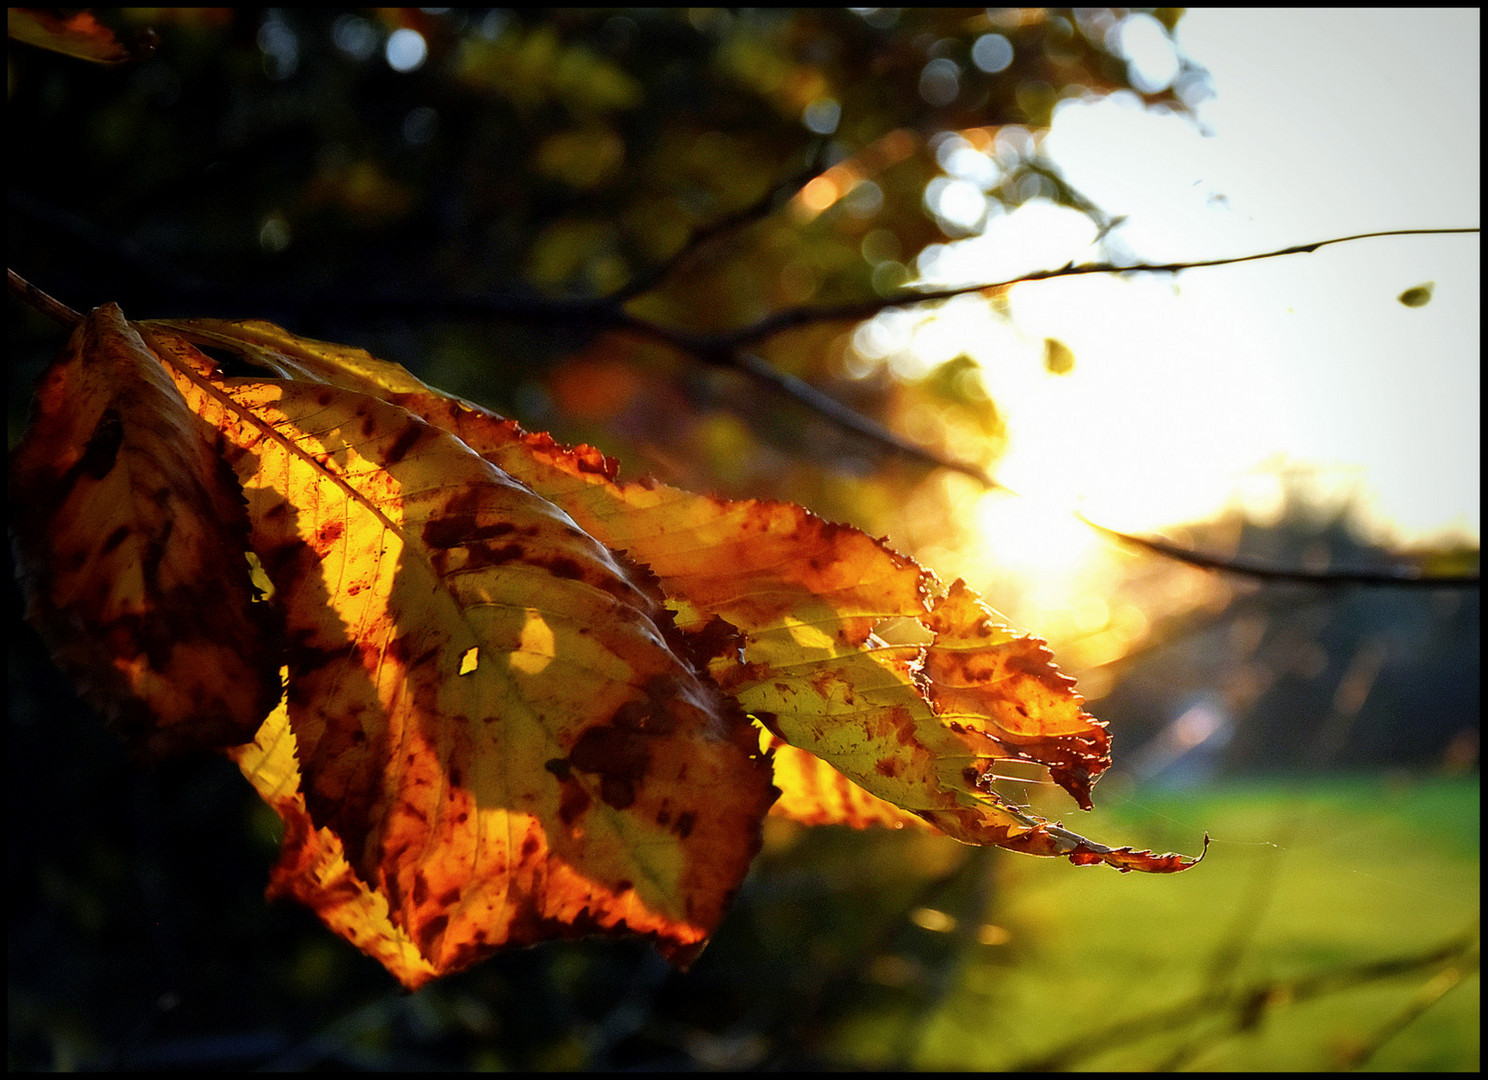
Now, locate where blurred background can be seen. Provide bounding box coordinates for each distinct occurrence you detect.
[8,7,1478,1070]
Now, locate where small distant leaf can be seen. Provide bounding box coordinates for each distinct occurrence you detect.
[1044,337,1076,375]
[9,305,280,757]
[1397,281,1435,307]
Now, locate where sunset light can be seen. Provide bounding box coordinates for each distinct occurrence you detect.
[890,9,1478,599]
[8,10,1477,1069]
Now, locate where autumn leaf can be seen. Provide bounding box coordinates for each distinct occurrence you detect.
[765,734,930,831]
[7,9,155,64]
[153,316,1204,874]
[9,305,280,757]
[133,323,776,987]
[228,696,443,989]
[12,304,1203,992]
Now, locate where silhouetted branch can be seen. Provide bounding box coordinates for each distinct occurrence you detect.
[604,137,834,306]
[1073,516,1480,588]
[728,350,996,483]
[9,222,1481,589]
[712,344,1481,589]
[675,227,1479,589]
[717,226,1480,347]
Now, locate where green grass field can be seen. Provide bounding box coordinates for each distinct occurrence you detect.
[805,773,1479,1071]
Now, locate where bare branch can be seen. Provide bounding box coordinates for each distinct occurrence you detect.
[667,226,1480,589]
[727,351,996,483]
[712,348,1482,588]
[361,225,1482,354]
[11,219,1481,590]
[720,227,1481,348]
[1075,516,1481,589]
[604,138,833,306]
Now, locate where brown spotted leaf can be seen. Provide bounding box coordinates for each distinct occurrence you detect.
[227,696,443,989]
[9,305,280,757]
[765,734,929,830]
[136,323,776,989]
[153,317,1203,874]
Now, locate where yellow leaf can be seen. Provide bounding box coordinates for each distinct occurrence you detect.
[139,323,776,987]
[765,734,929,830]
[230,698,441,989]
[155,317,1203,875]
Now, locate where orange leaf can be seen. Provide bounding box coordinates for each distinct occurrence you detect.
[764,734,929,830]
[139,323,775,987]
[9,305,280,757]
[155,317,1203,875]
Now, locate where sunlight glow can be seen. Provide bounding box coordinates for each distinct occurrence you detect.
[901,8,1478,594]
[1113,12,1179,93]
[972,491,1099,584]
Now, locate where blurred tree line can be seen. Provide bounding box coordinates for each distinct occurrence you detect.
[8,7,1476,1070]
[7,7,1204,508]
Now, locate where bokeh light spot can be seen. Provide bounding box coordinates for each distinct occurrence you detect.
[1114,12,1178,93]
[802,97,841,135]
[919,58,960,106]
[386,27,427,72]
[971,33,1013,74]
[331,14,377,61]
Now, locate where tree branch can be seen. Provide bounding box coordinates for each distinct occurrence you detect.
[666,344,1481,587]
[1074,516,1480,588]
[714,227,1480,348]
[603,137,834,306]
[659,226,1480,589]
[10,222,1480,588]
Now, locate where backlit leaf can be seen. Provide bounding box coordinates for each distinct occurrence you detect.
[1043,337,1076,375]
[765,734,930,830]
[9,305,280,757]
[156,317,1203,876]
[135,323,776,987]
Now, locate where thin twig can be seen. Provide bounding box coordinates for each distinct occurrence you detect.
[713,349,1481,588]
[604,137,833,306]
[1074,515,1480,588]
[448,225,1484,355]
[728,351,996,483]
[9,221,1480,588]
[720,227,1481,347]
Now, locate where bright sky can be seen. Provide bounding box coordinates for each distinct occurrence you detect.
[897,8,1480,569]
